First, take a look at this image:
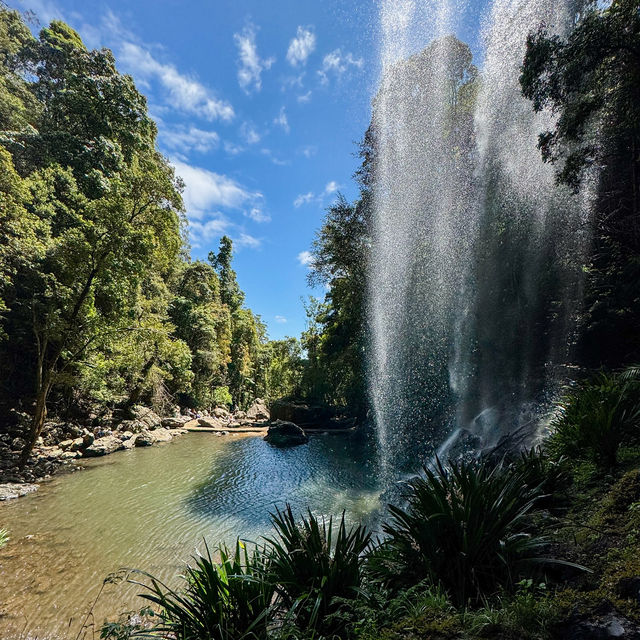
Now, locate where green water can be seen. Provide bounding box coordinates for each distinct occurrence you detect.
[0,432,381,639]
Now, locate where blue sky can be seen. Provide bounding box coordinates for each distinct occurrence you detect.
[11,0,486,341]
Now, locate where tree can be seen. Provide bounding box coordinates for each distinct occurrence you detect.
[209,236,244,313]
[520,0,640,366]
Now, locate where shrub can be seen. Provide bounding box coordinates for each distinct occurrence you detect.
[132,540,275,640]
[377,458,547,606]
[266,505,372,635]
[212,386,233,408]
[549,370,640,467]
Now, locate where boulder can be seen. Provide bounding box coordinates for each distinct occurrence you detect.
[161,417,187,429]
[246,398,270,422]
[269,401,335,428]
[122,436,137,450]
[58,439,75,451]
[83,435,124,457]
[198,417,223,429]
[213,407,229,418]
[264,420,309,447]
[151,428,173,443]
[134,430,155,447]
[0,483,39,501]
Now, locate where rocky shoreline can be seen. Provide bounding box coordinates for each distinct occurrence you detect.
[0,399,354,500]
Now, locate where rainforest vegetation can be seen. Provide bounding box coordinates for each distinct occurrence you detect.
[1,0,640,639]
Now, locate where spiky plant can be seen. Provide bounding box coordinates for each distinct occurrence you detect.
[377,458,548,606]
[0,528,8,550]
[550,370,640,467]
[265,505,372,634]
[132,540,275,640]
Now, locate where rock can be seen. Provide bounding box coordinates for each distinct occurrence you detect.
[161,417,187,429]
[198,417,223,429]
[122,437,137,450]
[616,577,640,604]
[183,419,200,430]
[235,411,247,420]
[130,405,163,429]
[82,430,95,447]
[246,398,270,422]
[269,401,335,428]
[264,420,309,447]
[151,428,173,443]
[118,431,134,442]
[10,437,26,451]
[134,430,155,447]
[0,483,39,501]
[555,611,640,639]
[58,439,75,451]
[213,407,229,418]
[83,435,124,457]
[60,451,79,460]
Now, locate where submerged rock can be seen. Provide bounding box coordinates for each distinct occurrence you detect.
[0,483,39,501]
[264,420,309,447]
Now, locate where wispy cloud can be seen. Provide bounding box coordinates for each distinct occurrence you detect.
[294,192,315,208]
[119,42,234,121]
[297,90,312,103]
[273,106,290,134]
[245,207,271,223]
[297,250,313,266]
[236,233,262,249]
[171,159,258,218]
[275,315,287,323]
[300,145,317,158]
[294,181,340,207]
[240,122,261,145]
[286,26,316,67]
[234,23,275,94]
[161,125,220,154]
[318,49,364,84]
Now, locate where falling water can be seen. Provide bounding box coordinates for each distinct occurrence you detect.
[369,0,593,478]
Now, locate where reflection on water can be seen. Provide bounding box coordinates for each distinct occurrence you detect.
[0,432,381,639]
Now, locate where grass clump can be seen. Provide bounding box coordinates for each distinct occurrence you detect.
[266,506,372,636]
[549,369,640,467]
[133,540,275,640]
[0,528,8,549]
[376,458,546,606]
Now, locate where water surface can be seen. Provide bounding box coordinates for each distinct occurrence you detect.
[0,432,380,639]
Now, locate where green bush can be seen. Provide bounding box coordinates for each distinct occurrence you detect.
[212,386,233,409]
[133,540,275,640]
[376,458,547,606]
[549,370,640,467]
[266,505,372,635]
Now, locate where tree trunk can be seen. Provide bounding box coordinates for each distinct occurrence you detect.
[19,375,52,469]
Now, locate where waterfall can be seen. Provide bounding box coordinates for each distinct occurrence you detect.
[369,0,593,477]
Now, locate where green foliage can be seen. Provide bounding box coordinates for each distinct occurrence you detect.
[134,540,275,640]
[520,0,640,367]
[549,370,640,467]
[0,528,8,549]
[212,386,233,408]
[266,505,372,635]
[377,459,547,606]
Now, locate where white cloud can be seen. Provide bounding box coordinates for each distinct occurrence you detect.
[325,180,339,194]
[234,24,275,94]
[189,217,232,247]
[275,315,287,323]
[297,250,313,266]
[245,207,271,223]
[241,122,261,145]
[171,159,257,218]
[161,126,220,154]
[236,233,262,249]
[318,49,364,84]
[294,192,315,208]
[286,26,316,67]
[224,141,244,155]
[297,90,312,103]
[119,42,234,121]
[300,145,317,158]
[273,106,290,134]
